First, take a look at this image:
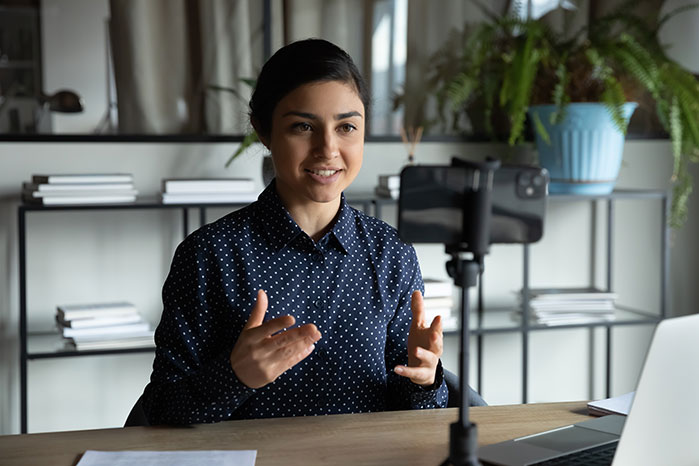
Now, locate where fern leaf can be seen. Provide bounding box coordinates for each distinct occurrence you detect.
[670,96,683,179]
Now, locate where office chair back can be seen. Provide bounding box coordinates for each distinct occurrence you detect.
[124,394,150,427]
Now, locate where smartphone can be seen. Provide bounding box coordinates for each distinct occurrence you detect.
[397,163,548,245]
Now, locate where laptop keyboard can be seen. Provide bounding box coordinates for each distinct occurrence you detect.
[534,441,618,465]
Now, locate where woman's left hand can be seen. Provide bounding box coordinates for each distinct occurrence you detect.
[394,290,444,387]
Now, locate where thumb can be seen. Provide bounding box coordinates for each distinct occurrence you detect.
[244,289,268,329]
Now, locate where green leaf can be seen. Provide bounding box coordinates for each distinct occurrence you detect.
[225,131,260,168]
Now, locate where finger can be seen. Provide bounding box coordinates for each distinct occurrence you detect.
[412,345,440,367]
[264,323,321,353]
[410,290,425,329]
[271,338,317,374]
[430,314,443,334]
[393,365,435,386]
[244,289,268,330]
[247,314,296,341]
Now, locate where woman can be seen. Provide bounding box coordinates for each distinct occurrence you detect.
[141,39,448,425]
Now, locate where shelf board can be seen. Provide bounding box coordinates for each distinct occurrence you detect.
[442,306,660,337]
[26,332,155,359]
[19,194,379,212]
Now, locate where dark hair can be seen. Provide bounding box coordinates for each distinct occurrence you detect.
[249,39,370,140]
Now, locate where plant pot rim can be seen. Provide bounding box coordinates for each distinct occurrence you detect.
[529,102,638,110]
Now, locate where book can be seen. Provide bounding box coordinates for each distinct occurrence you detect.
[23,182,135,192]
[160,192,258,204]
[23,193,137,205]
[32,174,133,184]
[523,287,618,302]
[424,307,454,323]
[61,322,150,339]
[56,302,138,321]
[374,186,399,199]
[422,296,455,309]
[162,178,255,194]
[56,313,143,329]
[68,331,155,351]
[24,189,138,198]
[378,174,400,190]
[423,279,453,298]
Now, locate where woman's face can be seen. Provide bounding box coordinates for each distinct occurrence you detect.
[264,80,365,208]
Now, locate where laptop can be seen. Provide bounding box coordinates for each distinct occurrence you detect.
[478,313,699,466]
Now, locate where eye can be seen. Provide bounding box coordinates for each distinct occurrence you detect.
[292,122,312,132]
[339,123,357,134]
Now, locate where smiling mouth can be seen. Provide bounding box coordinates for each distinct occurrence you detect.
[305,169,341,177]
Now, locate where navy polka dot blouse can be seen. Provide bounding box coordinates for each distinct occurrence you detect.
[142,181,448,425]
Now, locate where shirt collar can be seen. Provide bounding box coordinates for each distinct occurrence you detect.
[255,180,359,256]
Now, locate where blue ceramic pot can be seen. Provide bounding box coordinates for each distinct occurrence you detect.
[528,103,637,195]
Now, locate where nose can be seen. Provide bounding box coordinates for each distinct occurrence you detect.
[313,128,340,159]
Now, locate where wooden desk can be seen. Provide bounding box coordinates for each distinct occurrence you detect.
[0,402,590,466]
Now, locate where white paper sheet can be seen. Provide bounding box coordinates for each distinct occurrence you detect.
[587,391,635,416]
[76,450,257,466]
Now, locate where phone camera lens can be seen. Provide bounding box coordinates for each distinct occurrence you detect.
[532,175,544,187]
[518,173,531,186]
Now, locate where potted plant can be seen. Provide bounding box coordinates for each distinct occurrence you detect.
[425,1,699,227]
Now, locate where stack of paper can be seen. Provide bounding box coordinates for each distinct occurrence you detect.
[56,301,154,350]
[22,174,137,205]
[374,174,400,199]
[519,288,618,326]
[424,278,457,331]
[160,178,258,204]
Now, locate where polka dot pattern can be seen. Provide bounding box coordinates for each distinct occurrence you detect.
[142,182,447,424]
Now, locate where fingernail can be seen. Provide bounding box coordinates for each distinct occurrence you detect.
[306,344,315,353]
[394,366,404,374]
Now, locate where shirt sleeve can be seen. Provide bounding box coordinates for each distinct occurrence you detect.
[384,245,449,410]
[141,236,255,425]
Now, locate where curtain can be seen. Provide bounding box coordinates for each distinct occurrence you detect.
[109,0,263,134]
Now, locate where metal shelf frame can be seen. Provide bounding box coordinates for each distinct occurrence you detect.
[377,189,669,404]
[17,190,668,432]
[17,196,375,433]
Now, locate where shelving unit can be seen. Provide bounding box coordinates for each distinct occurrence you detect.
[377,189,669,404]
[17,196,375,434]
[17,190,668,432]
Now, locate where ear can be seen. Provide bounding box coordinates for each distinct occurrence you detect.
[251,118,270,149]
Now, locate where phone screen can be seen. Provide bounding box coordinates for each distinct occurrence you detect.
[398,164,548,245]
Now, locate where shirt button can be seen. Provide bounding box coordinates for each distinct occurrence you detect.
[313,299,324,309]
[312,253,322,262]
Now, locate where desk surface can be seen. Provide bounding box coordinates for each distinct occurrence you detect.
[0,402,590,466]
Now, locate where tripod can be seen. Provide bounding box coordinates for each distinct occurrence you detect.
[441,252,483,466]
[440,157,500,466]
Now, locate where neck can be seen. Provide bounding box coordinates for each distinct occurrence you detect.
[275,188,341,242]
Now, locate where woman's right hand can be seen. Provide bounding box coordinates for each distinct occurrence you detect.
[230,289,322,389]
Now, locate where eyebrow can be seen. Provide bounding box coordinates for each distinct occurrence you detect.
[282,110,363,120]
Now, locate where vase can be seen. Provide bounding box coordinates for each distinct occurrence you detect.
[528,103,637,195]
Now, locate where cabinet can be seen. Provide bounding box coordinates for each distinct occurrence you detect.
[376,189,669,404]
[17,191,667,433]
[0,6,44,133]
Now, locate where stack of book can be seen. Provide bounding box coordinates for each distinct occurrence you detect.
[160,178,258,204]
[374,174,400,199]
[56,301,155,351]
[22,174,137,205]
[520,288,618,326]
[423,278,457,331]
